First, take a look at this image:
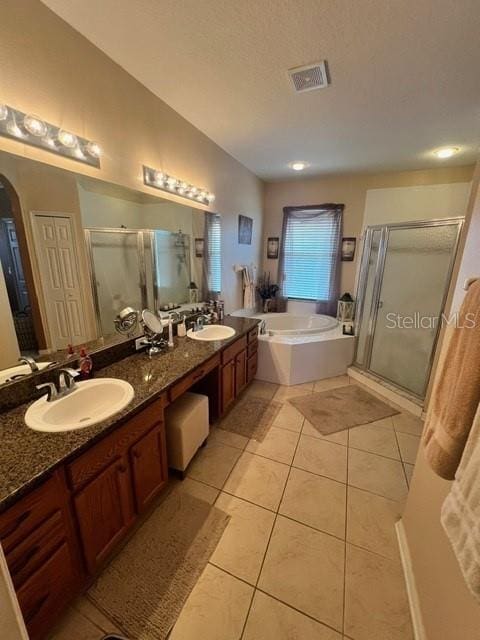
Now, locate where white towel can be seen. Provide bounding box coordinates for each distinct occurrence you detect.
[441,402,480,600]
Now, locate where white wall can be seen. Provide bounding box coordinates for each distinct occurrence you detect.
[363,182,471,229]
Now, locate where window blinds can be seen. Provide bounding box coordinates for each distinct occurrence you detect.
[207,214,221,293]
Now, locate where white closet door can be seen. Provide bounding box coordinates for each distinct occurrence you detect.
[33,215,87,350]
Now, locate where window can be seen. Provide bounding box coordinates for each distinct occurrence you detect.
[206,213,221,293]
[279,205,343,305]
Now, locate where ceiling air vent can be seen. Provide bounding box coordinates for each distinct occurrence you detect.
[288,61,329,93]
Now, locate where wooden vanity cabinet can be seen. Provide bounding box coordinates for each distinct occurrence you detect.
[67,395,168,575]
[220,335,250,413]
[0,471,83,640]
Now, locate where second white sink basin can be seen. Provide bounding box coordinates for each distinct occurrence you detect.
[25,378,134,433]
[187,325,236,341]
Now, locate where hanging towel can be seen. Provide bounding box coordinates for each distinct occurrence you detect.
[423,279,480,480]
[441,403,480,600]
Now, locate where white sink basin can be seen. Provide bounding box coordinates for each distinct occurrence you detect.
[0,362,53,385]
[25,378,134,433]
[187,325,236,341]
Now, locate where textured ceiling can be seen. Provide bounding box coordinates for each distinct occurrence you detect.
[42,0,480,179]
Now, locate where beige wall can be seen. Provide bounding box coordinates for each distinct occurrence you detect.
[263,165,474,295]
[402,163,480,640]
[0,0,263,325]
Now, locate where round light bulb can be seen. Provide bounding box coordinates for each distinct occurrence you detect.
[7,119,24,138]
[153,170,165,185]
[200,191,208,200]
[24,114,47,137]
[0,104,9,121]
[434,147,459,159]
[58,129,78,148]
[86,141,102,158]
[289,161,308,171]
[167,177,177,189]
[190,186,198,195]
[207,193,216,203]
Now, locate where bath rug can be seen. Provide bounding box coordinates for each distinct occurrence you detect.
[87,488,230,640]
[217,395,282,441]
[289,384,399,435]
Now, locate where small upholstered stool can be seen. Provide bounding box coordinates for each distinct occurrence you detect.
[165,391,209,477]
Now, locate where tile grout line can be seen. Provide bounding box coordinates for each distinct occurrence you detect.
[342,416,350,637]
[238,413,305,640]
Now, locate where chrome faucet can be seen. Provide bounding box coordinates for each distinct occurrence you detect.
[36,367,80,402]
[192,314,210,332]
[259,320,267,335]
[18,356,39,372]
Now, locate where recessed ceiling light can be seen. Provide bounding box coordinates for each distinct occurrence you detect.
[434,147,460,159]
[289,161,309,171]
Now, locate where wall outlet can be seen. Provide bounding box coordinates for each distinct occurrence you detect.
[135,336,147,351]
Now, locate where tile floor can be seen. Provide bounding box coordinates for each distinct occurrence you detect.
[50,375,422,640]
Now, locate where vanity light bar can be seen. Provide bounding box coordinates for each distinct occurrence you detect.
[143,165,215,205]
[0,104,101,168]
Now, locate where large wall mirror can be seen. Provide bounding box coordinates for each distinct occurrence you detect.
[0,150,222,385]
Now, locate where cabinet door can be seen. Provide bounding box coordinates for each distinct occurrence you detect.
[131,424,168,513]
[235,349,247,395]
[247,351,258,383]
[221,360,236,412]
[73,456,134,574]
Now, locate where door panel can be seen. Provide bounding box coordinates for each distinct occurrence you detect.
[130,425,167,512]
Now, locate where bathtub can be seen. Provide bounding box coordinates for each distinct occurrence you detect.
[249,312,355,386]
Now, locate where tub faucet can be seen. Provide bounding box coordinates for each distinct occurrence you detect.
[18,356,39,372]
[259,320,267,335]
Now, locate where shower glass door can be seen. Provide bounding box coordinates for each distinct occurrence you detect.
[355,219,463,398]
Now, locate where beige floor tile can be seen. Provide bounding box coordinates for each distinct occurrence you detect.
[280,467,346,538]
[243,590,342,640]
[258,516,344,631]
[344,544,413,640]
[313,374,350,392]
[223,451,290,510]
[246,426,299,464]
[302,419,348,445]
[369,416,395,429]
[210,493,275,584]
[273,382,314,402]
[347,486,402,560]
[348,449,408,501]
[396,432,421,464]
[293,434,347,483]
[50,607,104,640]
[176,476,220,504]
[272,403,304,432]
[348,423,400,459]
[187,442,241,489]
[404,463,414,486]
[72,598,122,635]
[169,564,253,640]
[209,426,249,450]
[243,379,279,400]
[392,412,424,436]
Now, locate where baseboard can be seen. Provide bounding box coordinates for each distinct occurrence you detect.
[396,520,427,640]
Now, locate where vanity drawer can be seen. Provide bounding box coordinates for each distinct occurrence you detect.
[169,355,220,402]
[247,339,258,359]
[67,396,167,491]
[6,510,65,589]
[221,336,247,364]
[248,327,258,343]
[17,540,78,640]
[0,472,64,553]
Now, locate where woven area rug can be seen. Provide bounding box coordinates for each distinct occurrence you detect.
[217,395,282,441]
[88,489,230,640]
[289,384,399,436]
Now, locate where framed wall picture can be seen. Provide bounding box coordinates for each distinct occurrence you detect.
[341,237,356,261]
[267,237,279,259]
[195,238,204,258]
[238,214,253,245]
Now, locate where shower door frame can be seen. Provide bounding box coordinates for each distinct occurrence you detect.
[84,228,159,337]
[353,217,464,399]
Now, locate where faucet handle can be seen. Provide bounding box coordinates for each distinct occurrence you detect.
[36,382,58,402]
[58,368,80,392]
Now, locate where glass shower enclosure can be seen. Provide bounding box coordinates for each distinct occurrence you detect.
[354,218,463,399]
[85,228,191,337]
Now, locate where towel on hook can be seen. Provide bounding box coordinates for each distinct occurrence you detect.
[423,279,480,480]
[441,402,480,600]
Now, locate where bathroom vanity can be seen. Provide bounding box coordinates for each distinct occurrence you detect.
[0,317,259,640]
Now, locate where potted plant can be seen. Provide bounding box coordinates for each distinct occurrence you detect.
[256,272,279,312]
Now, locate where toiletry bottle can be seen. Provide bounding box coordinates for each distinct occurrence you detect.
[177,317,187,337]
[79,348,93,380]
[168,318,174,347]
[67,343,75,355]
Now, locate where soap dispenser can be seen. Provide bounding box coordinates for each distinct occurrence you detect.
[177,317,187,337]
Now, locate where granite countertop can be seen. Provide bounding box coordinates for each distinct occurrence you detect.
[0,316,259,513]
